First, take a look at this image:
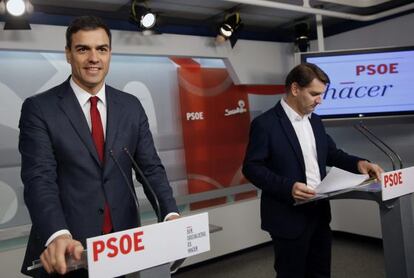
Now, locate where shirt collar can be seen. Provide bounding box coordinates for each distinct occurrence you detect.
[70,77,106,107]
[280,98,311,122]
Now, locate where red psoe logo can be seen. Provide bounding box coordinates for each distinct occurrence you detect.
[356,63,399,76]
[383,171,403,188]
[92,231,145,262]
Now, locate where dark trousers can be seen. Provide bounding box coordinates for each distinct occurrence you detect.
[271,216,332,278]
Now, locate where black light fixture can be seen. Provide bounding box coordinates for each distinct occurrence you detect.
[294,22,310,52]
[130,0,158,35]
[4,17,30,29]
[216,12,242,48]
[0,0,33,30]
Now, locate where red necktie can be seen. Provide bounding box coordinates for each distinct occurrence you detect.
[90,96,113,234]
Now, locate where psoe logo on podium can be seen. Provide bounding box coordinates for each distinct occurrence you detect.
[86,213,210,278]
[381,166,414,201]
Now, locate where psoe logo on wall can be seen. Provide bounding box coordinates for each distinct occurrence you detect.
[224,100,247,117]
[186,111,204,121]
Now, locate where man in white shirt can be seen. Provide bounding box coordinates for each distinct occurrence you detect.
[19,16,179,277]
[243,63,382,278]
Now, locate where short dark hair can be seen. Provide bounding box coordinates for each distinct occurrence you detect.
[66,16,111,49]
[285,63,330,93]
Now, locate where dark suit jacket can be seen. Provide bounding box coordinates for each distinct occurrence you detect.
[19,78,178,276]
[242,101,362,239]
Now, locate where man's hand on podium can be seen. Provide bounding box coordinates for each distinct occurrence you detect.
[358,160,384,181]
[292,182,316,201]
[40,234,84,275]
[165,214,180,221]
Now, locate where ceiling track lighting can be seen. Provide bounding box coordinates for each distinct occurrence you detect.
[130,0,158,34]
[216,12,243,48]
[294,22,310,52]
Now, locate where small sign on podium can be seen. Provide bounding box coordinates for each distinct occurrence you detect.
[381,166,414,201]
[86,213,210,278]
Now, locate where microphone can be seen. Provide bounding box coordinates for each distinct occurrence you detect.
[122,147,162,223]
[122,147,185,273]
[109,150,141,222]
[358,122,403,169]
[354,122,403,170]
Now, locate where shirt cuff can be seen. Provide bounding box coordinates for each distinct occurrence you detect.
[163,212,180,222]
[45,229,72,247]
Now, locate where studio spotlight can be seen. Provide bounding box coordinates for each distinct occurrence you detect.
[294,22,310,52]
[2,0,32,29]
[216,12,242,48]
[130,0,159,35]
[141,10,156,29]
[6,0,25,16]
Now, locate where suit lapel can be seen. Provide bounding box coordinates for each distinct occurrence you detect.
[103,86,123,175]
[57,80,101,166]
[274,102,306,173]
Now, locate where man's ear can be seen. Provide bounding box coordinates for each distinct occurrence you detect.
[65,47,71,64]
[290,82,299,97]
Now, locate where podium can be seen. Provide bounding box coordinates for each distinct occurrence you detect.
[297,167,414,278]
[28,213,211,278]
[87,213,210,278]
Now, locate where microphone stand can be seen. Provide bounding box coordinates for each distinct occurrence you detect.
[123,147,162,223]
[354,121,403,170]
[110,150,142,222]
[122,147,185,273]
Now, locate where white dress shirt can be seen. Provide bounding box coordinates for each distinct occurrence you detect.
[280,98,321,188]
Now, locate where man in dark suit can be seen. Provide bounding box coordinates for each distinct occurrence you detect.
[242,63,383,278]
[19,16,179,277]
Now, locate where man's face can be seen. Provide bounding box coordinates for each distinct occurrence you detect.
[65,28,111,95]
[291,78,326,116]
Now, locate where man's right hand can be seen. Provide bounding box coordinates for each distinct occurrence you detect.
[40,234,84,275]
[292,182,316,201]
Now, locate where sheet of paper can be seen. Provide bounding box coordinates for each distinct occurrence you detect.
[314,167,369,194]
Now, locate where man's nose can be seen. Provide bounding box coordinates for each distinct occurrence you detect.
[88,50,99,62]
[316,96,322,104]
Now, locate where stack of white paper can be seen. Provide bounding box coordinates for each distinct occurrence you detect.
[314,167,369,194]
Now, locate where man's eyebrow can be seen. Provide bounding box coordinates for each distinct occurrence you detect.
[73,44,110,49]
[97,44,110,49]
[74,44,90,49]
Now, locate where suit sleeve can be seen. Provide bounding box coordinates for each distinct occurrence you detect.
[132,100,179,219]
[19,98,68,245]
[242,119,296,203]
